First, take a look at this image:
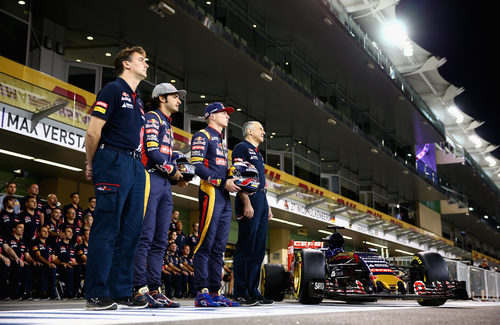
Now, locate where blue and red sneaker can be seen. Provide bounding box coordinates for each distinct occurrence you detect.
[210,292,240,307]
[150,289,180,308]
[194,288,220,307]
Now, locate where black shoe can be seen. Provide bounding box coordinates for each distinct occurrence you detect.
[255,296,274,305]
[115,296,148,309]
[234,296,258,306]
[85,297,118,310]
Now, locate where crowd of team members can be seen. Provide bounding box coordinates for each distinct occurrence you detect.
[0,182,201,301]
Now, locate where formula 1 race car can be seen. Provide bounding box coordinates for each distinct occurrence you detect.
[260,226,468,306]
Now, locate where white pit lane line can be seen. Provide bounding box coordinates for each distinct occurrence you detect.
[1,300,499,324]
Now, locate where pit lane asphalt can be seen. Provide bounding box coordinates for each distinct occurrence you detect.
[0,298,498,324]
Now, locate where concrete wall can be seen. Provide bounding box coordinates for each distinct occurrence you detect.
[417,202,442,236]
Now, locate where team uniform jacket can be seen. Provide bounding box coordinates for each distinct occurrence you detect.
[31,238,52,261]
[141,109,177,177]
[190,126,229,187]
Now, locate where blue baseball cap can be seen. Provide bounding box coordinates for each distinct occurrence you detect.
[203,102,234,119]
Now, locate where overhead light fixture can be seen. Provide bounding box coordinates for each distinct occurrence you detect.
[468,135,482,148]
[259,72,272,82]
[468,207,474,211]
[370,148,378,154]
[298,141,302,144]
[402,170,409,175]
[200,95,206,98]
[206,1,211,4]
[318,230,352,239]
[172,192,197,202]
[86,36,94,41]
[252,24,257,28]
[383,20,408,45]
[269,135,274,139]
[271,132,276,135]
[18,0,26,5]
[484,215,488,219]
[157,1,175,15]
[236,108,242,112]
[395,249,414,255]
[327,117,336,126]
[170,79,176,83]
[270,217,302,227]
[366,62,375,70]
[0,149,82,172]
[105,52,112,57]
[323,17,333,26]
[334,206,347,213]
[485,156,496,167]
[76,59,82,62]
[365,241,387,249]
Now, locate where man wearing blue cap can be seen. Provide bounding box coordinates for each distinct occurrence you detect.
[190,102,241,307]
[132,83,188,308]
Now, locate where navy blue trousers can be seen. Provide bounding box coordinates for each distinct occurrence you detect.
[133,172,172,291]
[85,148,148,299]
[233,191,269,298]
[36,265,57,297]
[193,181,232,292]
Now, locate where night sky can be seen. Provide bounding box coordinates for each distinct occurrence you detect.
[396,0,500,159]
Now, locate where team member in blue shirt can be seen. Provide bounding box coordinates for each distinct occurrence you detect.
[190,102,241,307]
[232,121,274,306]
[132,82,187,308]
[84,46,149,310]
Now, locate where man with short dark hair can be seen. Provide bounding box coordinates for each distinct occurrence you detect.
[18,196,42,243]
[31,226,57,299]
[52,226,77,299]
[84,46,149,310]
[45,207,62,246]
[0,182,20,214]
[61,207,81,246]
[75,228,90,298]
[82,197,96,219]
[1,196,19,237]
[21,184,43,213]
[5,223,32,299]
[63,192,83,227]
[187,223,199,256]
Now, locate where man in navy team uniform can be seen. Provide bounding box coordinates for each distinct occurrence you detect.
[19,197,42,243]
[0,182,21,214]
[82,197,96,220]
[21,184,44,215]
[1,196,18,237]
[132,83,187,308]
[62,193,83,227]
[5,223,33,300]
[61,207,81,246]
[31,226,57,299]
[52,226,77,299]
[190,102,241,307]
[41,194,58,222]
[84,46,149,310]
[179,245,195,298]
[75,228,89,298]
[45,207,61,246]
[162,242,182,298]
[187,222,199,256]
[232,121,274,306]
[0,236,13,300]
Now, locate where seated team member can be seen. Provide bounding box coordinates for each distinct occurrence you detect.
[179,245,195,298]
[175,221,187,254]
[52,226,78,299]
[5,223,33,300]
[0,235,13,300]
[75,228,90,298]
[31,226,57,300]
[45,207,62,246]
[21,184,43,214]
[187,222,199,256]
[41,194,59,221]
[61,207,82,246]
[1,196,19,237]
[18,196,42,243]
[62,192,83,227]
[0,182,21,214]
[222,263,234,298]
[82,197,96,220]
[81,214,93,231]
[162,242,182,298]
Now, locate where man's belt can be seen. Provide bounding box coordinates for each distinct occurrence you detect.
[99,143,141,160]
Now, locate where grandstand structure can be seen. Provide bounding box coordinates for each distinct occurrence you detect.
[0,0,498,271]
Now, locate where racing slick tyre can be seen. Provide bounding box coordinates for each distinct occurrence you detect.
[260,264,287,302]
[293,249,325,304]
[410,252,449,307]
